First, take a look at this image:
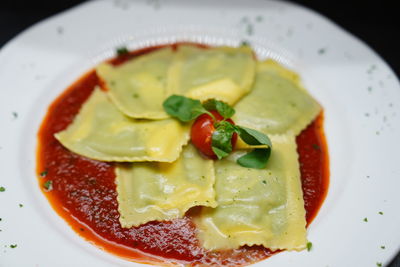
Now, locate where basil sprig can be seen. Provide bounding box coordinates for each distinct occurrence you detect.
[163,95,210,122]
[212,123,272,169]
[163,95,272,169]
[212,121,237,159]
[203,99,235,119]
[235,126,272,169]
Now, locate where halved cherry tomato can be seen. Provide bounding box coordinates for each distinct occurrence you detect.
[190,110,237,159]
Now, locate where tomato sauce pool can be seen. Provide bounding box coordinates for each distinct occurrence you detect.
[36,45,329,266]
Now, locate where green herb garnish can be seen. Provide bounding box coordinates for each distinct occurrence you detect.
[312,144,320,150]
[10,244,17,248]
[116,46,129,56]
[363,217,368,222]
[235,126,272,169]
[318,48,326,55]
[163,95,212,122]
[306,241,313,251]
[203,99,235,119]
[378,211,383,215]
[163,95,272,169]
[246,24,254,35]
[19,204,23,208]
[43,180,53,191]
[240,40,250,47]
[0,186,5,192]
[376,263,382,267]
[255,15,263,22]
[211,121,237,159]
[40,170,48,177]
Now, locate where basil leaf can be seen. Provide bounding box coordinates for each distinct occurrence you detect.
[163,95,208,122]
[236,126,272,147]
[203,99,235,119]
[212,146,230,159]
[235,126,272,169]
[237,148,271,169]
[211,121,236,159]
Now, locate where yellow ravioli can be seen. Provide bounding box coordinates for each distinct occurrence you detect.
[195,135,307,251]
[168,45,256,105]
[55,88,189,162]
[234,60,321,135]
[96,47,173,119]
[116,144,217,227]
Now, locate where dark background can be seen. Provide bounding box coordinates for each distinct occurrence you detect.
[0,0,399,266]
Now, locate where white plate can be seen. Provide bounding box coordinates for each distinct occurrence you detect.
[0,0,399,266]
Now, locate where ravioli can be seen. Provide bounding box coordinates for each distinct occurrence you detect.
[96,47,173,119]
[234,60,320,135]
[195,135,307,251]
[116,144,217,228]
[55,88,189,162]
[168,45,256,105]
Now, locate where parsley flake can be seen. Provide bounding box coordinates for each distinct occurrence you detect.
[116,46,129,56]
[57,26,64,35]
[380,246,385,249]
[246,24,254,35]
[376,262,382,267]
[40,170,48,177]
[10,244,17,249]
[240,40,250,47]
[19,204,23,208]
[0,186,5,192]
[378,211,383,215]
[318,48,326,55]
[12,112,18,119]
[363,217,368,222]
[43,180,53,191]
[306,241,313,251]
[312,144,320,150]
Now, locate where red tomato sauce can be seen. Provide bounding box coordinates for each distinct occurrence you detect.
[36,45,329,266]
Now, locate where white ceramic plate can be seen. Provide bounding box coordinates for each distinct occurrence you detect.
[1,0,399,266]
